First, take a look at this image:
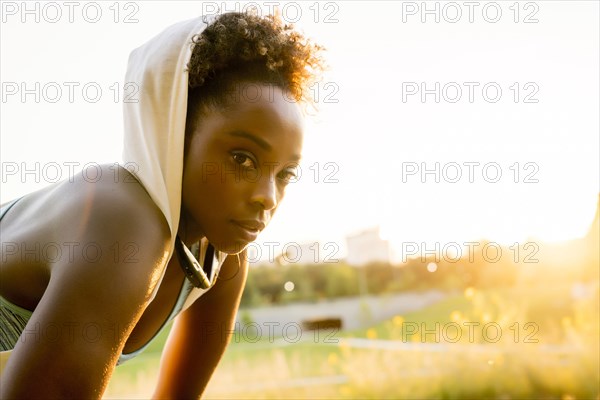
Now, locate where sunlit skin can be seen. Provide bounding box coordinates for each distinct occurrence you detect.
[178,83,304,254]
[0,83,304,398]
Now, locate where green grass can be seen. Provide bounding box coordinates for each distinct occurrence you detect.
[341,293,471,341]
[105,284,600,399]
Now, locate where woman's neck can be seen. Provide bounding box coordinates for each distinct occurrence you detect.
[177,208,206,247]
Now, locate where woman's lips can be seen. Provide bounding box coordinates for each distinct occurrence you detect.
[231,220,263,241]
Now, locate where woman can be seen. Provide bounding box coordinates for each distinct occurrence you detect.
[0,12,323,398]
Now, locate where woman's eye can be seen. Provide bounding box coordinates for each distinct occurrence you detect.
[232,153,256,169]
[278,169,298,183]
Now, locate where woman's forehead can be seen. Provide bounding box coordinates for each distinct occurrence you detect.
[191,86,304,156]
[207,84,303,133]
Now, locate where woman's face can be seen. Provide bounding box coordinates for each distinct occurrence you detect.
[181,83,304,254]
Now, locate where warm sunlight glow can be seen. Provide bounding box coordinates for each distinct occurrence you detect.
[1,2,598,257]
[284,281,295,292]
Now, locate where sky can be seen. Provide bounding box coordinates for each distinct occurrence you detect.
[1,1,599,262]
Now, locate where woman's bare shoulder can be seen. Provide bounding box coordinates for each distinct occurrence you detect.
[1,164,172,311]
[4,163,171,259]
[0,165,174,397]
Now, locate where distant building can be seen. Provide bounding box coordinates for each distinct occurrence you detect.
[345,226,391,266]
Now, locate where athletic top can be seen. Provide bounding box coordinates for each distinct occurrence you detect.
[0,196,224,366]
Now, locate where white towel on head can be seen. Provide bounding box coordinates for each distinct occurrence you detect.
[121,16,226,301]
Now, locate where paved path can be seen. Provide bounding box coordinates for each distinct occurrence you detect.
[236,290,447,337]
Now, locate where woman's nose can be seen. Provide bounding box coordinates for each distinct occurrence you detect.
[250,172,278,211]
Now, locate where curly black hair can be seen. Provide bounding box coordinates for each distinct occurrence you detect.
[185,12,325,134]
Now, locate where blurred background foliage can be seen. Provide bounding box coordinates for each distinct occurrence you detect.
[106,201,599,399]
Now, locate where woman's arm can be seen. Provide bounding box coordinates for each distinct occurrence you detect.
[0,176,171,399]
[152,249,249,399]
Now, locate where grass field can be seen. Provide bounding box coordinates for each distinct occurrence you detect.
[104,283,599,399]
